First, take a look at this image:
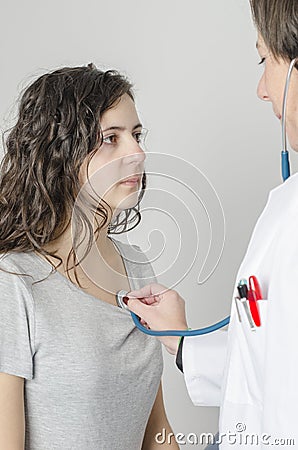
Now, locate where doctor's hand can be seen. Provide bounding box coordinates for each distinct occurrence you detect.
[126,283,188,355]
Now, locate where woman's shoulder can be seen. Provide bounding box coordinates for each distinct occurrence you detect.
[1,250,36,269]
[0,251,30,272]
[0,251,50,285]
[0,252,35,315]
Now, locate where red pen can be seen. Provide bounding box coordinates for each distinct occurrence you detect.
[248,275,263,327]
[249,275,263,300]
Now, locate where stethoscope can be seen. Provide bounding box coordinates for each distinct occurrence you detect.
[281,57,298,181]
[116,57,298,337]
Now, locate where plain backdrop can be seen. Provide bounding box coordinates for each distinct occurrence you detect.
[1,1,298,448]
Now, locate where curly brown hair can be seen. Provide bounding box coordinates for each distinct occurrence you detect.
[0,63,146,286]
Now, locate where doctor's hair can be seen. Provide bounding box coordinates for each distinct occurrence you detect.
[250,0,298,61]
[0,63,146,286]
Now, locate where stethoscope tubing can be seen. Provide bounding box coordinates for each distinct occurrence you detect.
[125,57,298,337]
[281,57,298,181]
[130,310,230,336]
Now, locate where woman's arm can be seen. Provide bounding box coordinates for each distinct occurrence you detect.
[0,373,25,450]
[142,382,179,450]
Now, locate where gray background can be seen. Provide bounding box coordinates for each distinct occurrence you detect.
[1,1,297,448]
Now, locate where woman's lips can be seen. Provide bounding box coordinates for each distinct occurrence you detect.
[120,176,140,186]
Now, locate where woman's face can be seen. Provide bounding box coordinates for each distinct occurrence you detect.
[256,34,298,151]
[79,93,146,217]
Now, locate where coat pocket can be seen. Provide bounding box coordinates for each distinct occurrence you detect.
[225,299,268,407]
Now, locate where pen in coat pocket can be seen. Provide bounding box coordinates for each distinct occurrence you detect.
[237,280,256,331]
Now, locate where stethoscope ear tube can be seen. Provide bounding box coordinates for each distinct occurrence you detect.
[281,57,298,182]
[281,151,290,182]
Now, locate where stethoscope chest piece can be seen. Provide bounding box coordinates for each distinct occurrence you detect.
[116,290,130,310]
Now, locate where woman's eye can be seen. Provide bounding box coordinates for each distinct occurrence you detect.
[103,135,117,145]
[134,129,148,145]
[258,57,266,65]
[134,133,142,143]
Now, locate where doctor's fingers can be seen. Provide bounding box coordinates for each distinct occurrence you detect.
[126,298,177,333]
[127,283,170,301]
[126,298,155,319]
[127,293,186,322]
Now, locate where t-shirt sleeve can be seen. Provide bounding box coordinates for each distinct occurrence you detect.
[0,265,35,380]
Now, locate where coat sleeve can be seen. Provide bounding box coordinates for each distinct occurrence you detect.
[182,329,228,407]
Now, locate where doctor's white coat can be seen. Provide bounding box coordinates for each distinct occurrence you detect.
[182,173,298,449]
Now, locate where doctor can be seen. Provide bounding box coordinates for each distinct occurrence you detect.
[127,0,298,448]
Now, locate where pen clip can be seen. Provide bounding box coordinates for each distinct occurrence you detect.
[234,296,242,323]
[239,298,256,331]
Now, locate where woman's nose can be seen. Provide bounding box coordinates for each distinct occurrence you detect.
[125,137,146,164]
[257,73,270,101]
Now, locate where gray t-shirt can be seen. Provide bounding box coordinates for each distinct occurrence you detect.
[0,239,163,450]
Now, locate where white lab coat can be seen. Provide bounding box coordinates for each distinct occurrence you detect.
[182,172,298,449]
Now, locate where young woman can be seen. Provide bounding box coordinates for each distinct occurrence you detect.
[0,65,178,449]
[127,0,298,448]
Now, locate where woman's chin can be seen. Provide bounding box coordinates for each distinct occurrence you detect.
[112,197,140,216]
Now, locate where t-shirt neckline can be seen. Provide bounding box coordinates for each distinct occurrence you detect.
[29,238,132,313]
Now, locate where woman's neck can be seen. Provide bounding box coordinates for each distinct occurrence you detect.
[41,223,115,270]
